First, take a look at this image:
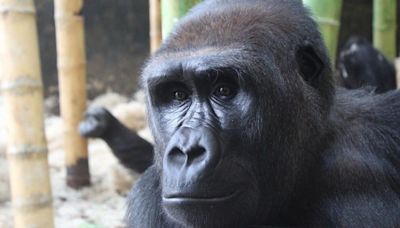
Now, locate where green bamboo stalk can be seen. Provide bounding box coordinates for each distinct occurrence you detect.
[373,0,397,62]
[161,0,201,39]
[180,0,200,15]
[303,0,343,65]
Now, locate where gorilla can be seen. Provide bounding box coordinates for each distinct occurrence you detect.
[80,0,400,227]
[80,107,153,173]
[337,37,397,93]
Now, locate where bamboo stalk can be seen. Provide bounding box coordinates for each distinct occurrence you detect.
[150,0,162,53]
[161,0,201,39]
[54,0,90,189]
[179,0,200,15]
[396,58,400,88]
[303,0,343,65]
[0,0,54,227]
[161,0,179,39]
[373,0,397,62]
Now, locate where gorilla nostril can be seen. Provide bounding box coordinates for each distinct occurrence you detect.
[168,146,207,167]
[187,146,206,164]
[168,148,186,166]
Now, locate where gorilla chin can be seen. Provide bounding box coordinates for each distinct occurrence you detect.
[161,158,260,227]
[162,183,259,227]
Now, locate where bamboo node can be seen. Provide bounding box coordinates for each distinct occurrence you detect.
[0,5,35,15]
[13,195,52,212]
[8,145,48,156]
[315,17,340,27]
[54,14,83,20]
[57,62,86,71]
[372,24,394,31]
[1,77,42,95]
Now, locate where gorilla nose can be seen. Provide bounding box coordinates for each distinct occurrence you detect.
[164,127,220,183]
[168,146,207,167]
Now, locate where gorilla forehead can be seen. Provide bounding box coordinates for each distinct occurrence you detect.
[160,0,320,53]
[142,46,266,82]
[141,0,328,87]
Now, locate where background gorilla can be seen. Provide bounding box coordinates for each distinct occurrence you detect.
[337,37,397,93]
[80,0,400,227]
[80,107,153,173]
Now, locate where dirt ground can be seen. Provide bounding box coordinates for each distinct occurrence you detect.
[0,92,148,228]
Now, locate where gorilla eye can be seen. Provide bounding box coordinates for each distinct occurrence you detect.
[214,85,236,99]
[173,90,189,101]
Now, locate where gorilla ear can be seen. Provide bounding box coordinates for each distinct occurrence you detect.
[296,44,324,87]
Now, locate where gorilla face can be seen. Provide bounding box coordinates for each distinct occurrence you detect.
[144,52,261,226]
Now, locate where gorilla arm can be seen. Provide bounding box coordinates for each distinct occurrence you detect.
[79,107,154,173]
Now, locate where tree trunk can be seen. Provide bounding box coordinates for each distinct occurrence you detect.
[373,0,397,62]
[303,0,343,65]
[0,0,54,227]
[54,0,90,189]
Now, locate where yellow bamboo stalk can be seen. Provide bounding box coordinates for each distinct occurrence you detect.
[54,0,90,189]
[150,0,162,53]
[0,0,54,227]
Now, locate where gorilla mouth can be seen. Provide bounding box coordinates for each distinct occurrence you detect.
[162,188,242,203]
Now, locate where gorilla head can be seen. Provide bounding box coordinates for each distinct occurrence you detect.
[138,0,330,226]
[337,36,396,93]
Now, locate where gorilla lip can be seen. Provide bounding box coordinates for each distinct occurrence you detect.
[162,188,242,203]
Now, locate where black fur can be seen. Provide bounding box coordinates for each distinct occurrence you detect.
[84,0,400,227]
[79,107,153,173]
[337,37,397,93]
